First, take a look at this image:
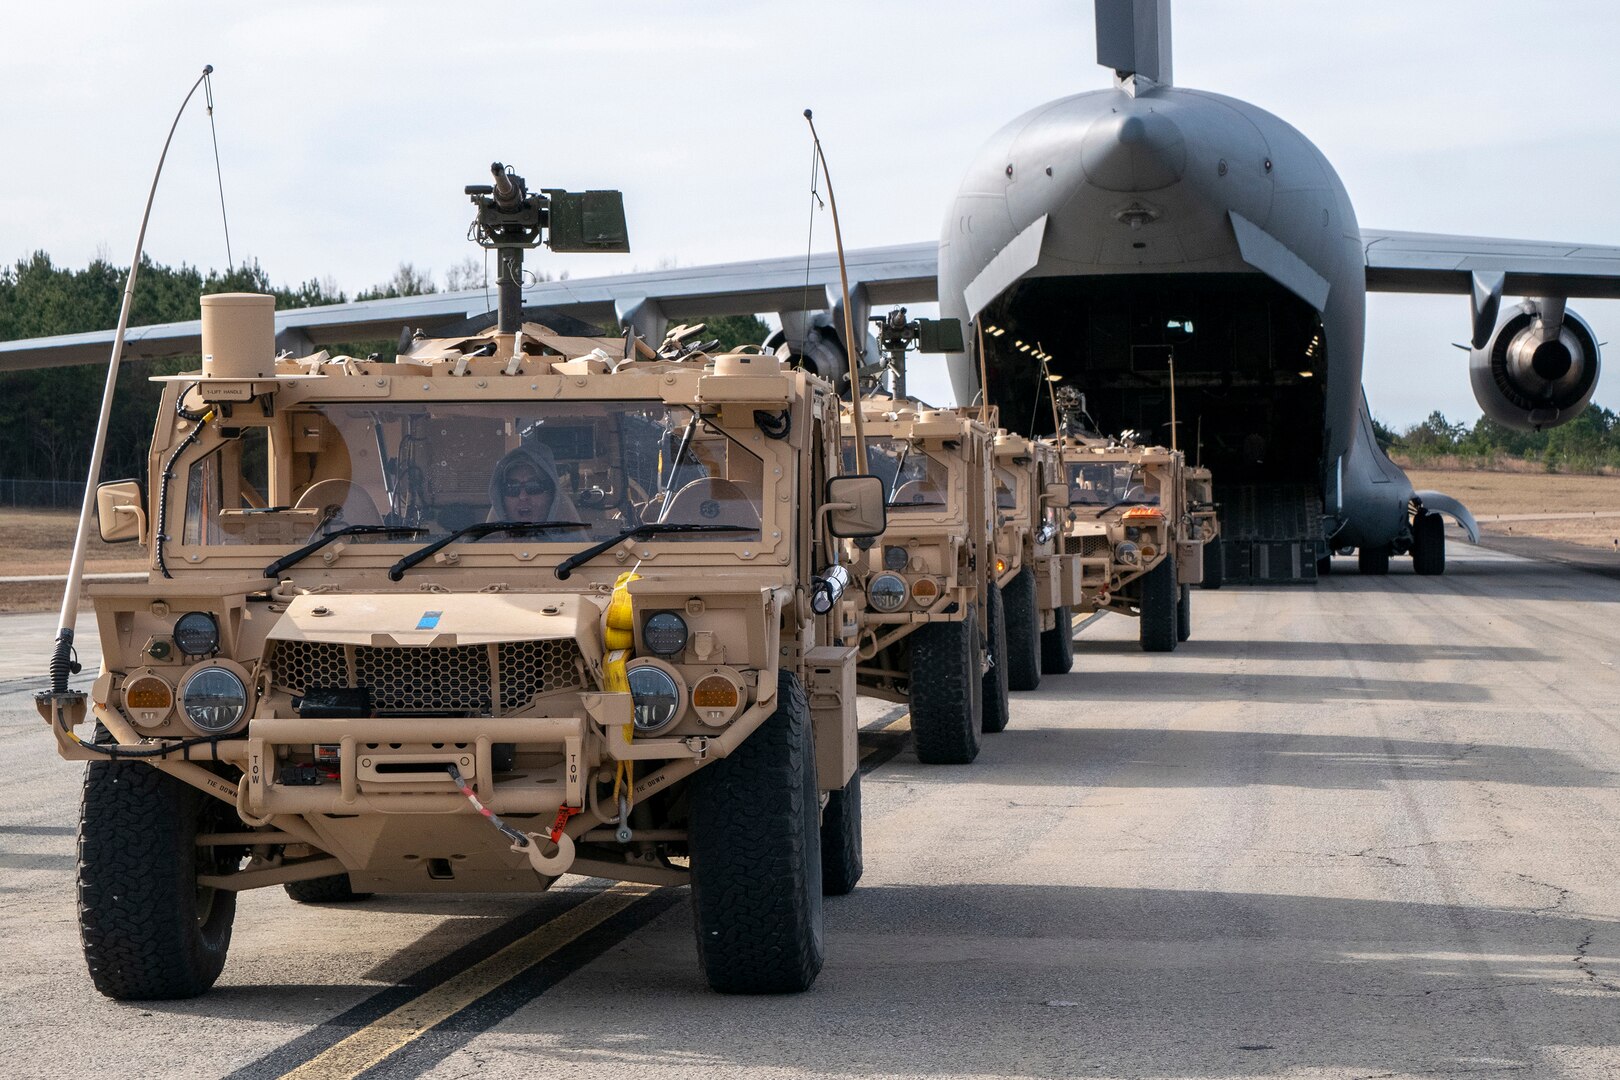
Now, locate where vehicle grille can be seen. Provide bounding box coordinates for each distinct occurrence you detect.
[268,639,586,715]
[1064,534,1112,558]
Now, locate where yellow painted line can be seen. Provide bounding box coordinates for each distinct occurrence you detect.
[281,883,653,1080]
[859,712,912,759]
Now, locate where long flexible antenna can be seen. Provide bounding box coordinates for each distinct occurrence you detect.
[975,320,991,424]
[803,109,868,475]
[1167,348,1179,453]
[41,65,216,703]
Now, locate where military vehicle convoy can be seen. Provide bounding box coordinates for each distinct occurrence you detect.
[1054,435,1207,652]
[990,429,1080,685]
[840,396,1005,763]
[35,166,891,999]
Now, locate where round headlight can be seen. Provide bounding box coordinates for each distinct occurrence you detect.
[1125,525,1142,541]
[642,611,689,656]
[1115,541,1141,566]
[869,572,908,613]
[179,666,247,735]
[173,611,220,656]
[626,665,681,734]
[883,546,909,571]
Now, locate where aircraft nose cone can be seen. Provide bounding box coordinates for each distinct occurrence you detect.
[1080,108,1186,192]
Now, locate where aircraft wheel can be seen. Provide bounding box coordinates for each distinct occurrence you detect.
[1358,544,1390,575]
[1176,583,1191,642]
[1317,553,1333,576]
[1139,556,1179,653]
[1412,512,1446,575]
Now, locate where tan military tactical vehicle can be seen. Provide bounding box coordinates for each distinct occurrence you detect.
[990,429,1080,685]
[36,166,889,1001]
[1185,464,1223,590]
[1055,436,1206,652]
[839,396,1003,763]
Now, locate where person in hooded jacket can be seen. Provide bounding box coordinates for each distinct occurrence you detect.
[488,442,582,524]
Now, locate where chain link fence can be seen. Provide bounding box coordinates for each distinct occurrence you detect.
[0,478,88,508]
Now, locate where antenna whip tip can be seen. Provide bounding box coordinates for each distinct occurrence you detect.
[203,64,214,74]
[803,108,813,119]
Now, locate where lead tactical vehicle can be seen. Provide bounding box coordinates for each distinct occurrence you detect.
[1055,434,1206,652]
[36,165,888,1000]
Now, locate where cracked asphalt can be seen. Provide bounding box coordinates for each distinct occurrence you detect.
[1,545,1617,1078]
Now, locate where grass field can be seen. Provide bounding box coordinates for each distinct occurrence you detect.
[1402,467,1620,551]
[0,509,145,613]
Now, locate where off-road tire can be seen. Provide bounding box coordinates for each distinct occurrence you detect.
[1359,544,1390,575]
[284,874,373,904]
[1002,566,1041,691]
[79,755,239,1000]
[1412,512,1446,576]
[690,670,824,993]
[980,584,1012,734]
[909,605,982,764]
[1041,604,1074,674]
[820,769,863,896]
[1139,556,1179,653]
[1176,582,1192,642]
[1201,539,1224,590]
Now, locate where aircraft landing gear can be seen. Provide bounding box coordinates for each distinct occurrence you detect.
[1412,511,1446,575]
[1358,544,1390,575]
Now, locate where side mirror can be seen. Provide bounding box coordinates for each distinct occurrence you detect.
[1041,482,1071,509]
[95,479,146,544]
[824,475,887,539]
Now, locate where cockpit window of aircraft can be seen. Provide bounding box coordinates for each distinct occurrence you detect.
[180,401,766,547]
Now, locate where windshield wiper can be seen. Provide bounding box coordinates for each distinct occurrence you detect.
[264,524,427,578]
[553,522,753,580]
[388,520,587,581]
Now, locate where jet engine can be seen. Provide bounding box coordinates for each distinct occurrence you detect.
[1469,298,1600,430]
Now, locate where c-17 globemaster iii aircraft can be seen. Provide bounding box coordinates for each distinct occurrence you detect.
[7,1,1620,583]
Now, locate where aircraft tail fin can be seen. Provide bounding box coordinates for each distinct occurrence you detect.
[1095,0,1173,86]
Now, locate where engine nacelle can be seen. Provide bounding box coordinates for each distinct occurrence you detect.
[1469,298,1600,430]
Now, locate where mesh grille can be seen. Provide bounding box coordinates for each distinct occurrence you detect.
[270,639,585,715]
[497,640,585,712]
[1065,534,1112,557]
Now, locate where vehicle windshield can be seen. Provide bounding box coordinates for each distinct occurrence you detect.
[181,401,764,548]
[995,467,1020,511]
[843,436,951,513]
[1065,460,1158,507]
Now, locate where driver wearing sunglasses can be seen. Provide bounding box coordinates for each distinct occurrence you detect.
[488,443,579,524]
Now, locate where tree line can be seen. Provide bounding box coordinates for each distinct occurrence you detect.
[0,253,767,491]
[1375,404,1620,473]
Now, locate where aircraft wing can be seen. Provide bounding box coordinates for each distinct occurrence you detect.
[1362,229,1620,299]
[0,242,939,372]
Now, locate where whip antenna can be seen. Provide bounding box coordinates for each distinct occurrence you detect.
[40,65,217,711]
[803,109,869,475]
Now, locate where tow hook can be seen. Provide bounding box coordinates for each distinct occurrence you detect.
[683,736,710,760]
[514,830,575,877]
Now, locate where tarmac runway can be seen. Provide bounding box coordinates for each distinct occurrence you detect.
[1,545,1617,1079]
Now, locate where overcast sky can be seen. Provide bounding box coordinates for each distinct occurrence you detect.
[5,1,1620,427]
